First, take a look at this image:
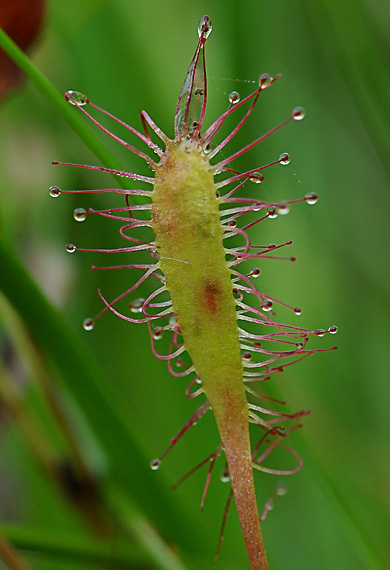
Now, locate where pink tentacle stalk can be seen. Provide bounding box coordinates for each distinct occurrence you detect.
[51,15,337,570]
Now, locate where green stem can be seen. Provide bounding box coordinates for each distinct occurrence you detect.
[0,27,127,184]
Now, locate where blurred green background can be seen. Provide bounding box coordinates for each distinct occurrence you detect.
[0,0,389,569]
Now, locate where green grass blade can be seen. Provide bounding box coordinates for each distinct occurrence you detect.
[0,236,199,557]
[0,27,125,178]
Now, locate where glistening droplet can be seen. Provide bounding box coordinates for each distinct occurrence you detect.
[262,300,273,312]
[83,318,94,331]
[65,90,89,106]
[198,15,212,39]
[279,152,291,165]
[276,202,290,215]
[73,208,87,222]
[129,298,144,313]
[268,207,278,219]
[49,185,61,197]
[328,325,338,334]
[305,192,318,205]
[228,91,240,104]
[292,106,305,121]
[294,308,302,316]
[220,469,230,483]
[66,244,76,253]
[153,328,163,341]
[150,458,161,471]
[259,73,271,88]
[315,329,325,337]
[250,174,264,184]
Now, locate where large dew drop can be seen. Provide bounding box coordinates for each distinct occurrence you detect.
[83,318,94,331]
[150,458,161,471]
[65,90,89,106]
[279,152,291,165]
[129,298,145,313]
[49,185,61,197]
[292,106,305,121]
[229,91,240,104]
[198,15,212,39]
[73,208,87,222]
[259,73,271,88]
[305,192,318,205]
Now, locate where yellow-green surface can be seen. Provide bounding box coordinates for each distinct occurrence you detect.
[0,1,388,569]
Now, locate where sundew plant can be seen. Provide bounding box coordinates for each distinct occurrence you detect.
[49,15,337,570]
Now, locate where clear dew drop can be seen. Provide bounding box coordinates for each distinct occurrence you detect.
[250,174,264,184]
[276,202,290,215]
[65,90,89,106]
[220,470,230,483]
[294,307,302,316]
[328,325,338,334]
[83,318,94,331]
[262,300,273,312]
[315,329,325,337]
[150,459,161,471]
[279,152,291,165]
[203,144,212,155]
[253,203,262,212]
[292,106,305,121]
[73,207,87,222]
[198,15,212,39]
[66,243,76,253]
[49,185,61,197]
[251,268,261,278]
[129,297,144,313]
[153,328,163,341]
[259,73,271,88]
[305,192,318,205]
[242,352,252,360]
[268,207,278,219]
[228,91,240,104]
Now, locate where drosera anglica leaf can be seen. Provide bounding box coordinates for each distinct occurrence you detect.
[51,15,337,570]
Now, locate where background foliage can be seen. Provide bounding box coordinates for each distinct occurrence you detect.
[0,0,388,569]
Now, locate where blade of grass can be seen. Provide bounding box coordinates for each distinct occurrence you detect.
[0,532,32,570]
[0,236,200,559]
[0,524,145,568]
[0,27,127,185]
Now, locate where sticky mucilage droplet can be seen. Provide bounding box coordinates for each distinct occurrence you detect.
[73,208,87,222]
[83,318,94,331]
[305,192,318,205]
[49,185,61,197]
[279,152,291,165]
[65,90,89,106]
[228,91,240,104]
[292,106,305,121]
[198,15,212,39]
